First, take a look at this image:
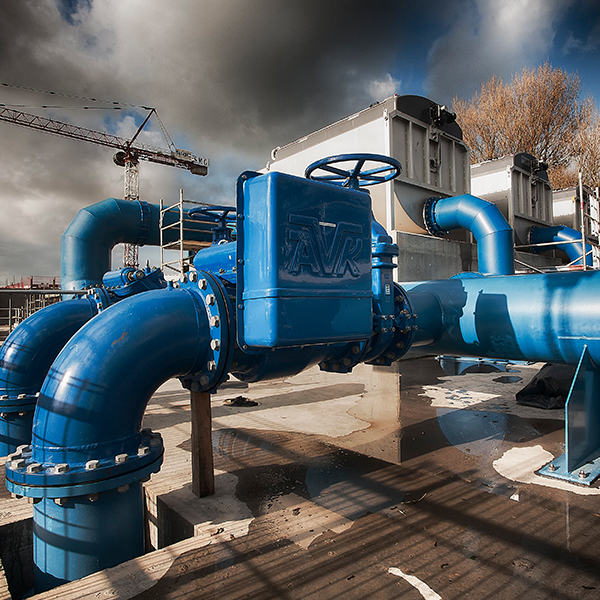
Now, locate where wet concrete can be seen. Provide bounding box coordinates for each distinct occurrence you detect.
[129,359,600,599]
[4,357,600,599]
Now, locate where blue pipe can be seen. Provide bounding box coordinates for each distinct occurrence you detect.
[7,286,213,591]
[424,194,515,275]
[0,298,99,455]
[402,270,600,365]
[61,198,214,290]
[10,166,600,591]
[529,225,593,267]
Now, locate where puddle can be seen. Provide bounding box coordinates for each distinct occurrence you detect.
[493,376,523,384]
[436,409,508,456]
[210,429,404,521]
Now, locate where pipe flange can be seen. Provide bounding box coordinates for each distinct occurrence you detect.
[423,197,445,237]
[365,286,416,366]
[0,392,38,413]
[179,271,234,393]
[319,340,370,374]
[85,286,112,313]
[5,429,164,498]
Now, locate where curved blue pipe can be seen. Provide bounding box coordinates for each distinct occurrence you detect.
[25,287,212,590]
[61,198,213,290]
[403,269,600,365]
[529,225,593,267]
[0,298,98,455]
[34,288,209,464]
[424,194,515,275]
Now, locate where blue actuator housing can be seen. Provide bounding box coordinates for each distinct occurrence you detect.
[236,171,373,349]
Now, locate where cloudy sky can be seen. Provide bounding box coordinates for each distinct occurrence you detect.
[0,0,599,283]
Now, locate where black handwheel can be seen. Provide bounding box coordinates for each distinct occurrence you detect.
[188,205,236,244]
[188,206,236,223]
[305,153,402,190]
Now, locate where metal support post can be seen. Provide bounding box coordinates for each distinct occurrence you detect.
[539,346,600,485]
[190,390,215,497]
[579,172,587,271]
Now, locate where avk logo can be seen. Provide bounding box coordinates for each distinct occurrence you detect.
[286,214,364,277]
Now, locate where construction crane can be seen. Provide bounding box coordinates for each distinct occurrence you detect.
[0,105,209,267]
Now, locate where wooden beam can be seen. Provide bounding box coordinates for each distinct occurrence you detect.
[190,390,215,497]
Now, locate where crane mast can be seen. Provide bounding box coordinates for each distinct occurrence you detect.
[0,105,209,267]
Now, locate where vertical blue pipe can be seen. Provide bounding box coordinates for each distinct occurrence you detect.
[424,194,515,275]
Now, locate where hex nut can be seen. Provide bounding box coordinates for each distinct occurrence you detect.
[54,498,68,506]
[27,463,43,474]
[138,446,150,456]
[205,294,216,306]
[115,454,129,464]
[343,357,352,366]
[85,459,100,470]
[54,463,69,474]
[150,437,161,448]
[200,375,210,386]
[11,458,27,469]
[207,360,217,372]
[210,316,220,328]
[190,381,200,392]
[17,445,31,454]
[87,493,100,502]
[117,484,130,493]
[210,339,221,351]
[189,271,198,283]
[199,279,208,290]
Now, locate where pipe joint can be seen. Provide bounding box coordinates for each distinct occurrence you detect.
[364,284,416,365]
[179,271,234,392]
[5,429,163,499]
[423,196,445,236]
[5,429,164,498]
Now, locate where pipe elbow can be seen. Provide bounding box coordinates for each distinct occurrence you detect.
[529,225,593,267]
[424,194,514,275]
[32,287,213,465]
[0,298,97,398]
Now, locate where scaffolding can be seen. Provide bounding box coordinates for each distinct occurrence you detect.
[516,178,600,271]
[0,289,63,342]
[159,190,212,279]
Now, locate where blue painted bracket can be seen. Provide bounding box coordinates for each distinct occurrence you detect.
[539,345,600,486]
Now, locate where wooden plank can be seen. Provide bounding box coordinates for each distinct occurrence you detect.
[189,390,215,497]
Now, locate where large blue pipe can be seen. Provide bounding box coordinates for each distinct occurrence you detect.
[424,194,515,275]
[0,298,98,455]
[61,198,213,290]
[529,225,593,267]
[21,287,212,591]
[403,269,600,365]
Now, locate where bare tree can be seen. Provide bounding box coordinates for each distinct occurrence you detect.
[453,62,598,189]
